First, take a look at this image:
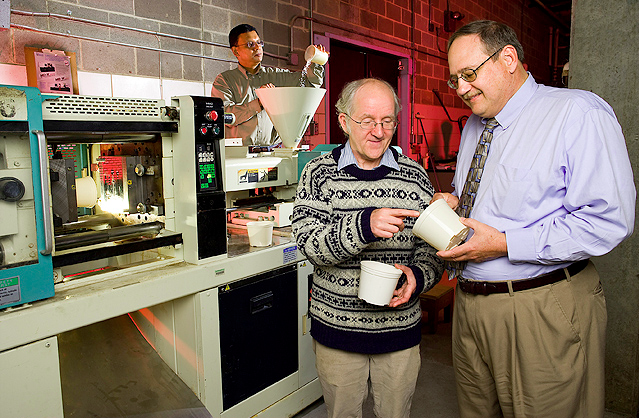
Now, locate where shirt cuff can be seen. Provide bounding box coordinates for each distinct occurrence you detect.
[505,227,537,263]
[361,207,379,243]
[408,265,425,295]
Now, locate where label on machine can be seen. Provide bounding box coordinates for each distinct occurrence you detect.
[237,167,278,184]
[0,276,21,306]
[283,245,297,264]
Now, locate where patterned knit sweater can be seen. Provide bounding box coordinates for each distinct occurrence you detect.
[292,145,444,354]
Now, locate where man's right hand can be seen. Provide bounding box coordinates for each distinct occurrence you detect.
[370,208,420,238]
[431,192,459,210]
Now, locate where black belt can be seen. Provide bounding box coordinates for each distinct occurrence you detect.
[458,259,589,295]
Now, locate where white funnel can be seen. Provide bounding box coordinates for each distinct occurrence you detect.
[256,87,326,149]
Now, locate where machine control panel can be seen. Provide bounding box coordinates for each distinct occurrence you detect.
[196,142,218,191]
[192,97,224,194]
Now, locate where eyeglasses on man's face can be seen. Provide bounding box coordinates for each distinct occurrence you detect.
[447,47,504,89]
[235,40,264,49]
[346,114,397,131]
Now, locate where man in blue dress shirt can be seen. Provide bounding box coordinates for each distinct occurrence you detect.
[434,20,635,417]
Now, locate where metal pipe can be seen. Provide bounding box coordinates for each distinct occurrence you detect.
[55,221,163,251]
[309,0,314,44]
[56,213,124,233]
[33,130,53,255]
[11,23,236,63]
[11,9,228,49]
[548,26,554,67]
[11,10,288,62]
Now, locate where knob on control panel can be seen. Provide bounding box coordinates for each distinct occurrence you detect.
[0,177,25,202]
[205,110,219,121]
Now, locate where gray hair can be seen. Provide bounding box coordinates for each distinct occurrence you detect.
[447,20,525,63]
[335,78,400,137]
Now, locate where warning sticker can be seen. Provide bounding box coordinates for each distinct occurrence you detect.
[283,246,297,264]
[237,167,278,184]
[0,276,21,306]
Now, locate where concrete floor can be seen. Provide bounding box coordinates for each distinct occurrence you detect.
[59,310,633,418]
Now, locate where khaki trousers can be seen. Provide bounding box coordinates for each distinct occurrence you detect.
[453,261,606,418]
[313,340,421,418]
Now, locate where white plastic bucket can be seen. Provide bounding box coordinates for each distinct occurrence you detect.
[246,221,274,247]
[358,261,403,306]
[304,45,329,65]
[413,199,469,251]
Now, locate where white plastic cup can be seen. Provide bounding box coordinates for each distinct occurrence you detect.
[304,45,329,65]
[358,261,403,306]
[246,221,274,247]
[413,199,470,251]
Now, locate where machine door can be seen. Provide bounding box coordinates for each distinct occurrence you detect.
[218,264,298,410]
[0,85,54,309]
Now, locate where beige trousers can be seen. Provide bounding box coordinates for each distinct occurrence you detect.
[453,261,606,418]
[313,340,421,418]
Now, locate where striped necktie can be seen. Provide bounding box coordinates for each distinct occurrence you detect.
[449,117,499,279]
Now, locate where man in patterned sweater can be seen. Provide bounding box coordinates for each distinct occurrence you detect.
[292,78,443,418]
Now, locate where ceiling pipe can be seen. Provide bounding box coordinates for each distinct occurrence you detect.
[11,9,289,62]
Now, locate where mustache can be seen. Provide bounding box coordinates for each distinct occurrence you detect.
[461,90,481,101]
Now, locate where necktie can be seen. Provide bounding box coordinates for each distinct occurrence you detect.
[448,117,499,279]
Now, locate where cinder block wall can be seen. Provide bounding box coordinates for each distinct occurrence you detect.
[2,0,314,83]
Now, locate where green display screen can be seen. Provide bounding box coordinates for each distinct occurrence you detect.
[199,162,216,190]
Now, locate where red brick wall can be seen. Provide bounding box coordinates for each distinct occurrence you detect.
[310,0,566,161]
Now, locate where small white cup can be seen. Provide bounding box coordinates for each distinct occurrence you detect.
[304,45,329,65]
[246,221,274,247]
[413,199,469,251]
[358,261,403,306]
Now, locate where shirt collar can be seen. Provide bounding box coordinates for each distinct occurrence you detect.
[237,63,263,78]
[494,72,537,130]
[337,141,400,171]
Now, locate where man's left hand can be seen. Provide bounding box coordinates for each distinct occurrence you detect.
[436,217,507,263]
[389,264,417,307]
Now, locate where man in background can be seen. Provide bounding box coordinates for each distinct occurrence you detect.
[435,20,635,417]
[293,78,443,418]
[211,23,326,146]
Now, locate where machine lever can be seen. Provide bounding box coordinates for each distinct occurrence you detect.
[33,130,54,255]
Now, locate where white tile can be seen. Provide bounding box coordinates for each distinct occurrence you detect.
[77,71,112,96]
[112,74,161,99]
[161,79,206,103]
[204,82,213,96]
[0,64,28,86]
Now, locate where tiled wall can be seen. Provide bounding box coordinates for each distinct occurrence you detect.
[2,0,565,159]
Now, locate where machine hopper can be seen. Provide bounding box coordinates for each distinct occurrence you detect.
[255,87,326,149]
